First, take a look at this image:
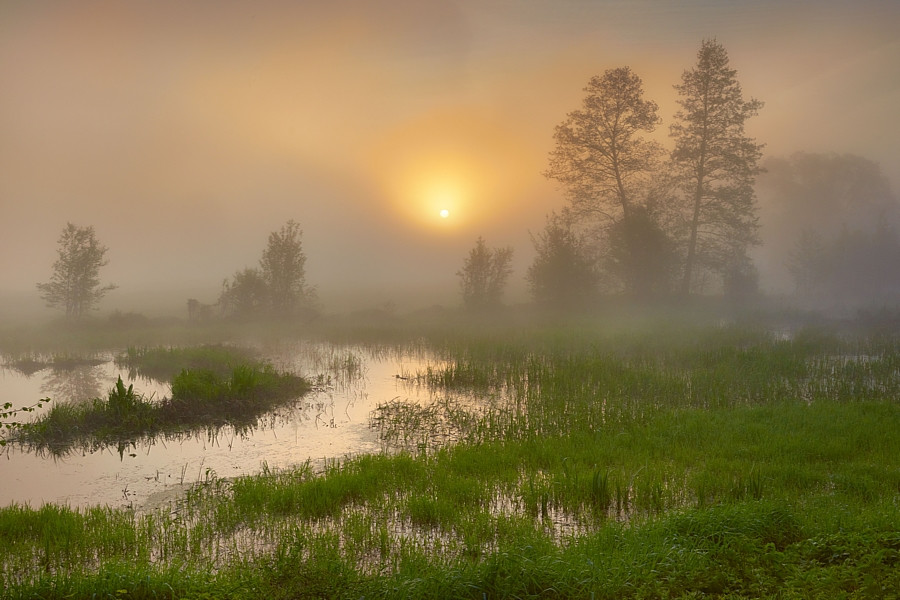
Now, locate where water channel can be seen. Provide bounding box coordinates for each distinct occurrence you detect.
[0,342,454,510]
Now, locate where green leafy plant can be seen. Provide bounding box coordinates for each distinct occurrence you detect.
[0,398,51,446]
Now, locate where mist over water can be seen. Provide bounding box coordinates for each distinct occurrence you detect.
[2,5,900,589]
[0,343,466,509]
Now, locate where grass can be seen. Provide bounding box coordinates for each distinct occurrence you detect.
[1,312,899,597]
[13,365,310,456]
[115,344,261,382]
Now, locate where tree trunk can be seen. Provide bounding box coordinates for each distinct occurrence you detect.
[681,175,704,296]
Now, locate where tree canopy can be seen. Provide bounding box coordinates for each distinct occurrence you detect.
[545,66,662,224]
[758,153,900,306]
[542,41,764,300]
[545,66,673,297]
[527,213,598,308]
[457,237,514,310]
[670,39,764,295]
[37,223,116,319]
[260,220,315,316]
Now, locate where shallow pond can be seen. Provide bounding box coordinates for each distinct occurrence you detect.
[0,342,455,510]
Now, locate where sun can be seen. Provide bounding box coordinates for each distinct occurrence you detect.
[366,106,540,234]
[425,184,461,227]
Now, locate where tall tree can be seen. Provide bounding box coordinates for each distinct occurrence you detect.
[670,39,764,295]
[545,67,664,294]
[37,223,116,318]
[457,237,514,310]
[546,67,662,222]
[259,220,314,316]
[527,213,598,308]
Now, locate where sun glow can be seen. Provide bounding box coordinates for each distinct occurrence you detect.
[365,108,537,233]
[394,167,473,229]
[425,183,463,224]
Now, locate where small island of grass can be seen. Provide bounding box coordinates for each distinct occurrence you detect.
[14,347,310,455]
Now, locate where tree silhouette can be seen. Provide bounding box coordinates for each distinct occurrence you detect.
[457,237,514,310]
[260,220,315,316]
[218,220,316,319]
[546,66,662,223]
[527,213,598,308]
[545,67,666,295]
[764,154,900,306]
[670,39,764,295]
[603,206,678,298]
[219,268,269,319]
[37,223,116,319]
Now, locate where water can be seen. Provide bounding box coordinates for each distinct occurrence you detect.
[0,343,447,510]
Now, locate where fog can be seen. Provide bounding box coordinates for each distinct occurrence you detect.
[2,0,898,319]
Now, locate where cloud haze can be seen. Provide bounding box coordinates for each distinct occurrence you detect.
[1,0,898,314]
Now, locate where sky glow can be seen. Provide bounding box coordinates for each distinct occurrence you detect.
[1,0,897,312]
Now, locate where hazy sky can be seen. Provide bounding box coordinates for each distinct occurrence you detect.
[2,0,898,313]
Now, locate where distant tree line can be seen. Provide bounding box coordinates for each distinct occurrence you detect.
[459,152,900,313]
[37,220,316,322]
[759,152,900,308]
[35,40,900,319]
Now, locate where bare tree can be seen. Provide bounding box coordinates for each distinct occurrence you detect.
[457,237,514,310]
[670,39,764,295]
[37,223,116,318]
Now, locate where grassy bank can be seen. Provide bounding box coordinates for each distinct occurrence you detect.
[2,317,899,597]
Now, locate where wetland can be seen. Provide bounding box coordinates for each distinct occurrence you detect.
[1,310,899,598]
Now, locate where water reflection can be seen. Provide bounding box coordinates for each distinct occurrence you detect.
[20,372,310,460]
[2,355,46,377]
[41,364,105,405]
[0,344,456,509]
